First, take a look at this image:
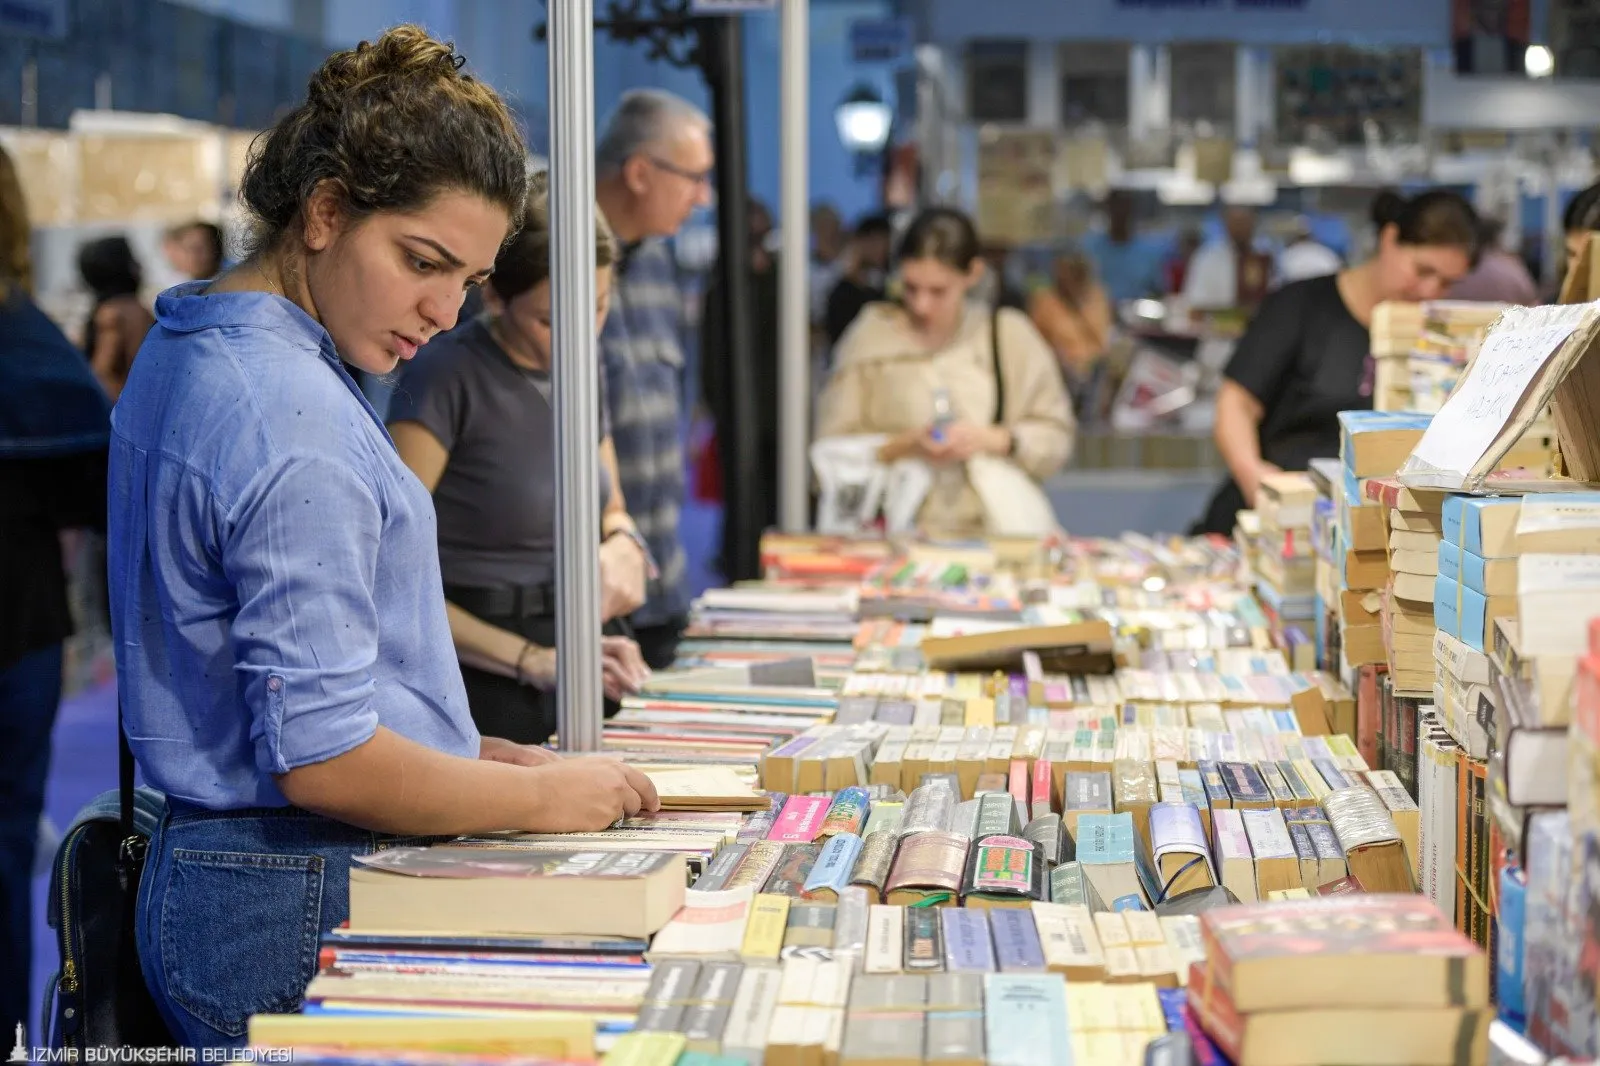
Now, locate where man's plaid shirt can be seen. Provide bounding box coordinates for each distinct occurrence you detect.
[601,238,688,627]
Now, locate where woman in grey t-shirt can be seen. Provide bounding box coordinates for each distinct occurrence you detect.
[389,175,653,744]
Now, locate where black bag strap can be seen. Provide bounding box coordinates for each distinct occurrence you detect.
[118,698,134,838]
[990,306,1006,425]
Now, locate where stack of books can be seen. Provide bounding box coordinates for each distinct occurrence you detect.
[1186,896,1491,1065]
[1370,300,1507,413]
[1366,477,1448,697]
[1250,472,1319,642]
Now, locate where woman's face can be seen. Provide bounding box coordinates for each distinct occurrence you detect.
[1374,225,1472,302]
[900,255,979,339]
[500,267,616,368]
[302,186,511,376]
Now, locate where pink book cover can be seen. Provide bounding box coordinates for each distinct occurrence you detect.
[767,794,831,843]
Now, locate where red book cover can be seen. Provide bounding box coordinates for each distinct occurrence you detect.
[1198,895,1481,1003]
[1031,758,1055,815]
[1357,664,1383,769]
[1008,758,1031,811]
[1186,962,1246,1064]
[1316,875,1367,896]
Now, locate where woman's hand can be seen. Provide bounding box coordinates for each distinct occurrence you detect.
[599,533,649,621]
[921,422,1011,464]
[523,756,662,832]
[517,644,558,690]
[478,735,561,767]
[602,636,651,701]
[1241,460,1283,508]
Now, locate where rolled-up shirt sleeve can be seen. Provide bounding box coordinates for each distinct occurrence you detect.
[220,454,384,775]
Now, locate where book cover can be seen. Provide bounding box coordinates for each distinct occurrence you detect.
[983,974,1071,1066]
[724,840,786,892]
[988,908,1047,973]
[961,835,1046,908]
[904,905,945,972]
[761,842,821,898]
[885,830,969,906]
[940,908,998,973]
[768,795,831,843]
[816,786,870,839]
[803,833,864,901]
[1198,895,1488,1013]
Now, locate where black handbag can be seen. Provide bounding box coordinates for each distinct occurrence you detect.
[44,701,173,1048]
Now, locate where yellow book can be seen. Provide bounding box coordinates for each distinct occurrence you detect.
[1293,758,1332,801]
[247,1015,595,1059]
[964,697,996,728]
[741,893,790,962]
[604,1031,688,1066]
[1267,887,1314,901]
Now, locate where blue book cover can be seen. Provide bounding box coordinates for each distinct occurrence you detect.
[1075,813,1136,866]
[1497,864,1528,1029]
[803,832,864,897]
[1458,584,1491,653]
[1461,497,1519,557]
[940,908,997,973]
[1434,574,1460,638]
[987,909,1046,973]
[983,973,1071,1066]
[1157,987,1187,1032]
[1438,537,1462,582]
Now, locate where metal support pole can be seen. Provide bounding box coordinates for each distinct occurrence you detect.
[549,0,603,753]
[705,14,762,582]
[778,0,810,534]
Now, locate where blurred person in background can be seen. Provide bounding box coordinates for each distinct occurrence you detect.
[389,174,652,746]
[0,143,110,1032]
[594,89,714,670]
[816,206,1074,537]
[1163,225,1204,296]
[1562,182,1600,277]
[702,198,781,577]
[1081,189,1167,303]
[1027,249,1112,385]
[1276,216,1344,284]
[78,234,155,401]
[824,212,894,349]
[1183,205,1274,311]
[809,202,846,326]
[1196,189,1480,534]
[1449,215,1539,305]
[163,220,225,281]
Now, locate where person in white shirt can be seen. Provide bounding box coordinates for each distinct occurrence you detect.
[1182,206,1273,310]
[1277,217,1344,284]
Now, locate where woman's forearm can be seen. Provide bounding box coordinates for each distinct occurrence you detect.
[1214,383,1267,505]
[445,602,546,684]
[277,726,544,835]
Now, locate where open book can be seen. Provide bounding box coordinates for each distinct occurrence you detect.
[643,766,773,813]
[1399,301,1600,491]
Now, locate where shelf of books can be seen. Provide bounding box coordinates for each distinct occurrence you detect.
[239,297,1600,1065]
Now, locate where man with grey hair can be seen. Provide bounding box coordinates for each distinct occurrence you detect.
[595,89,714,670]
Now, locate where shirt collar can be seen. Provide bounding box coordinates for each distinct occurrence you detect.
[154,281,337,363]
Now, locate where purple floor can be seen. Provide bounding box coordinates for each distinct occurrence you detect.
[26,496,725,1020]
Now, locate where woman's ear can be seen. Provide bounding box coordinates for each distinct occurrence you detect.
[301,180,346,253]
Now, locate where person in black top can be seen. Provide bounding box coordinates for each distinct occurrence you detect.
[1563,182,1600,276]
[824,213,893,348]
[0,144,110,1030]
[1195,190,1481,535]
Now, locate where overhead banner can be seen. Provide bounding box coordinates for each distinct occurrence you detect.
[927,0,1445,46]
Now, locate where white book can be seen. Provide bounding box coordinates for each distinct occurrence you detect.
[646,886,755,960]
[865,905,904,974]
[1417,724,1460,925]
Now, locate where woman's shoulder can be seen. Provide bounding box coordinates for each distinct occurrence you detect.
[833,300,907,365]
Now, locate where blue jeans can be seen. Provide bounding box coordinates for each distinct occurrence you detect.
[0,643,62,1030]
[135,801,446,1047]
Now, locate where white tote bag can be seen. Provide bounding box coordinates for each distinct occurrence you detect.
[968,454,1061,537]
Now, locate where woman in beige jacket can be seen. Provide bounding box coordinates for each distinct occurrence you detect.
[816,207,1075,537]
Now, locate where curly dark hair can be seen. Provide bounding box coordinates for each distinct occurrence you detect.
[238,25,529,256]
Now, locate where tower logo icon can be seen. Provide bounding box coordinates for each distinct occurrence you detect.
[7,1022,26,1063]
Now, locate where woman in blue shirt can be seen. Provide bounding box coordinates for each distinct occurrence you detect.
[110,27,658,1046]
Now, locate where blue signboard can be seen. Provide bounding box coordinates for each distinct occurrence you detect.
[929,0,1439,45]
[0,0,67,39]
[690,0,778,11]
[850,18,915,65]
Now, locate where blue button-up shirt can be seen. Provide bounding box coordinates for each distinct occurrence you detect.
[602,239,689,627]
[108,283,479,811]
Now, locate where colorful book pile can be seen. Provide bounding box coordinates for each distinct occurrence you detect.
[1370,299,1507,413]
[1248,472,1318,642]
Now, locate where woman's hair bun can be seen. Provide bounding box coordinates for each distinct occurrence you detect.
[306,25,464,105]
[238,24,527,256]
[1369,189,1408,230]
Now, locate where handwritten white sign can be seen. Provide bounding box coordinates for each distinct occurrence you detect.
[1407,323,1578,478]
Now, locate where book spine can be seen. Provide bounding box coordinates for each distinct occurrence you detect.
[761,842,821,898]
[768,795,831,843]
[988,909,1047,973]
[739,894,790,962]
[816,786,871,839]
[904,905,945,973]
[724,840,786,892]
[865,904,905,974]
[804,833,864,899]
[849,830,898,896]
[939,908,997,973]
[694,843,749,893]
